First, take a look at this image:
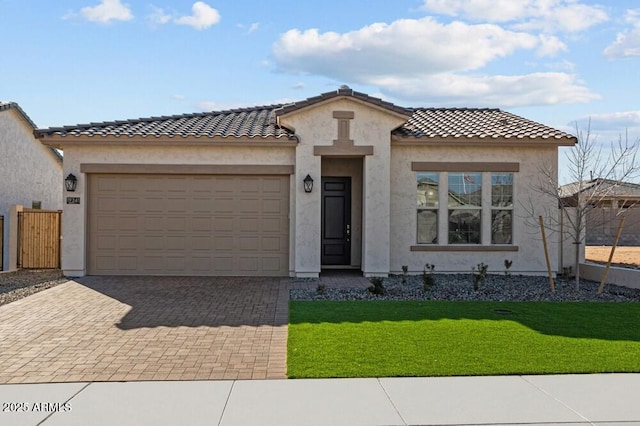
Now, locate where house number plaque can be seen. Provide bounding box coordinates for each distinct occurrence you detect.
[66,197,81,204]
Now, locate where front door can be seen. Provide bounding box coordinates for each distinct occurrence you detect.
[321,177,351,265]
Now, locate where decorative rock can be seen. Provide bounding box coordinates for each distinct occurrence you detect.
[290,274,640,302]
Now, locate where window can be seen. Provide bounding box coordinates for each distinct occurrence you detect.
[412,163,518,249]
[491,173,513,244]
[417,173,438,244]
[448,173,482,244]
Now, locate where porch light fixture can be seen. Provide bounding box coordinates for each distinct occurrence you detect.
[64,173,78,192]
[303,174,314,193]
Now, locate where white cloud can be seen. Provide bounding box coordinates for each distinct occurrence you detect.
[80,0,133,24]
[422,0,530,23]
[373,72,599,107]
[604,9,640,58]
[272,17,598,107]
[422,0,608,34]
[175,2,220,30]
[579,111,640,131]
[248,22,260,34]
[148,5,171,25]
[237,22,260,34]
[543,59,576,72]
[196,98,296,112]
[273,18,538,79]
[292,82,305,90]
[536,34,567,57]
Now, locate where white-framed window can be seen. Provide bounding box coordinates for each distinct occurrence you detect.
[417,172,439,244]
[491,172,513,244]
[415,169,516,246]
[448,172,482,244]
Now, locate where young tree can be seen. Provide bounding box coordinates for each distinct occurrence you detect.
[526,120,640,290]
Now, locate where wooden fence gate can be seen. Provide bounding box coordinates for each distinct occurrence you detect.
[17,209,62,269]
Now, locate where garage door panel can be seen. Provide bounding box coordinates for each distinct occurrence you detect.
[118,236,139,250]
[261,217,282,233]
[117,256,138,271]
[239,178,260,193]
[96,197,117,212]
[213,256,234,272]
[166,217,187,232]
[239,257,259,273]
[214,236,234,251]
[191,198,214,213]
[262,257,284,272]
[213,199,234,214]
[88,174,289,276]
[144,216,164,231]
[213,217,234,232]
[262,178,283,193]
[95,215,117,232]
[118,217,139,231]
[239,236,259,251]
[238,217,258,232]
[166,236,186,250]
[261,237,282,251]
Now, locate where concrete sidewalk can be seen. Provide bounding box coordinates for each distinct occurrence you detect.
[1,374,638,425]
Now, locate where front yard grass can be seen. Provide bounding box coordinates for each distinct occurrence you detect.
[288,301,640,378]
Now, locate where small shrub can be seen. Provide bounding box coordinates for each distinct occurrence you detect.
[472,262,488,290]
[401,265,408,284]
[367,276,386,295]
[423,263,435,291]
[504,259,513,276]
[561,266,573,280]
[316,283,327,295]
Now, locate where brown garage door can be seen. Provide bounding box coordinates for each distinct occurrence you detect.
[88,174,289,276]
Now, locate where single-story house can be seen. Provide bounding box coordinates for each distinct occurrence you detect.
[560,178,640,246]
[36,87,576,278]
[0,102,63,271]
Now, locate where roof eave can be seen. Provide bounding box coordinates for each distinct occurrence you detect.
[392,135,577,147]
[37,134,298,149]
[276,88,412,121]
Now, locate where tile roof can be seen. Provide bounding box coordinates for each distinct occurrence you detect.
[34,88,576,144]
[36,106,292,139]
[396,108,575,141]
[559,179,640,199]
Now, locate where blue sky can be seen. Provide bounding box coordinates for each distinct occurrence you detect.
[1,0,639,181]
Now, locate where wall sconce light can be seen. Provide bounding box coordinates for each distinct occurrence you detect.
[303,174,314,193]
[65,173,78,192]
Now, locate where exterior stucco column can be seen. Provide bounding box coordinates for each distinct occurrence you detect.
[61,166,86,277]
[294,150,321,278]
[362,147,391,277]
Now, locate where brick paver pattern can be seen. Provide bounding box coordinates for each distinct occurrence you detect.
[0,276,290,384]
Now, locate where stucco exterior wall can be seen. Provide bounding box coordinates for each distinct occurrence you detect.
[61,144,295,276]
[0,109,62,270]
[280,98,407,277]
[390,144,561,275]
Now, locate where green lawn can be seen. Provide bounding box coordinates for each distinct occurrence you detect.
[288,301,640,378]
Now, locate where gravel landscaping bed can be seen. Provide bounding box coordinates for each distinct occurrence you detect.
[0,270,68,306]
[290,274,640,302]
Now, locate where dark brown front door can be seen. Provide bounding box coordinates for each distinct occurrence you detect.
[321,177,351,265]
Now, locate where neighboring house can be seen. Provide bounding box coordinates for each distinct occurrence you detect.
[0,102,63,271]
[560,178,640,246]
[35,87,576,278]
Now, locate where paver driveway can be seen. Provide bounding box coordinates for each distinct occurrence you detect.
[0,276,289,383]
